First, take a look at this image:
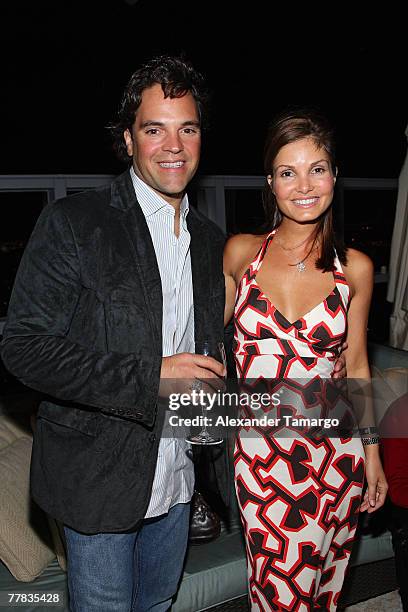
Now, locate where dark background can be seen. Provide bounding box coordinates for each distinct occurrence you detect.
[0,0,406,380]
[1,0,407,177]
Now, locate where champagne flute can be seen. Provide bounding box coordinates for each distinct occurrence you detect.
[186,340,226,446]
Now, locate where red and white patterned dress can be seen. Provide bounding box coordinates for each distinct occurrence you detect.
[233,231,365,611]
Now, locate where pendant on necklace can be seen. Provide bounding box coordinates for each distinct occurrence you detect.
[296,261,306,273]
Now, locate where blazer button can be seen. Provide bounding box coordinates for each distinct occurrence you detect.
[149,433,156,442]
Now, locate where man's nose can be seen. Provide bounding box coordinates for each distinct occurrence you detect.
[163,131,183,153]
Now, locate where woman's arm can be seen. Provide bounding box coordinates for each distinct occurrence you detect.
[223,234,262,326]
[342,248,373,378]
[343,249,388,512]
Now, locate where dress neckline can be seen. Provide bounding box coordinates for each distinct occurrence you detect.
[253,230,339,327]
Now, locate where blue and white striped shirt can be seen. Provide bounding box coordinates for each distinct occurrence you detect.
[130,168,195,518]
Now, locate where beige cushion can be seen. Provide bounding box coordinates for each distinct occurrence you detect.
[0,416,31,450]
[0,416,55,581]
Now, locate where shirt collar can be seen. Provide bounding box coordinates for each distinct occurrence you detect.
[130,167,189,220]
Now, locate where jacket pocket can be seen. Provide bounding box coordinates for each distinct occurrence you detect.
[38,401,99,437]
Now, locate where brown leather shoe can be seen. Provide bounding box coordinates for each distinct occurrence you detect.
[189,491,221,545]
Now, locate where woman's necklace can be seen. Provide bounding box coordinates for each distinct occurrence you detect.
[289,253,310,273]
[275,231,315,273]
[274,233,311,252]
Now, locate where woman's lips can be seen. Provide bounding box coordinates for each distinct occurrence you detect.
[292,197,319,208]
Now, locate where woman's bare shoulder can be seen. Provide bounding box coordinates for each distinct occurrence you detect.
[343,248,374,276]
[224,233,266,274]
[225,232,266,255]
[342,248,374,294]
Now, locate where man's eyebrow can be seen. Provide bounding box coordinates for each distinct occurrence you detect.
[139,121,165,128]
[139,120,201,128]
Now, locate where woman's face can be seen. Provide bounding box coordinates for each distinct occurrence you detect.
[267,137,336,224]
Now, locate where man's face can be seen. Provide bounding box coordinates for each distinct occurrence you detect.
[124,83,201,208]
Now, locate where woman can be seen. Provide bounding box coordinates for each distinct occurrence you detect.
[224,109,387,610]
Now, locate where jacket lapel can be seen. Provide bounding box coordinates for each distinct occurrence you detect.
[109,172,218,351]
[110,171,163,354]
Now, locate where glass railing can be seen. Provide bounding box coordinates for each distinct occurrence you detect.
[0,174,398,339]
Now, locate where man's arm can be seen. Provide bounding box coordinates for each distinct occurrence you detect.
[1,202,161,426]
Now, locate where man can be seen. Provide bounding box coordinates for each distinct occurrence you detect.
[1,55,227,611]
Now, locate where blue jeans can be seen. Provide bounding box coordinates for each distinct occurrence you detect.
[64,503,191,612]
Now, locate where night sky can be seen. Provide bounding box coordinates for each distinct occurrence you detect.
[1,1,407,178]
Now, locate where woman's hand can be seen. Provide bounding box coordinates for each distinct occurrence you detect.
[359,451,388,513]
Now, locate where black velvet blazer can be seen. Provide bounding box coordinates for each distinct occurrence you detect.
[1,171,228,533]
